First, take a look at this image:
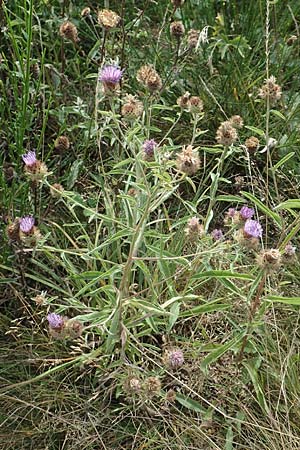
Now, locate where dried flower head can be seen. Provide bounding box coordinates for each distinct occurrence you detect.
[234,228,260,250]
[258,76,282,104]
[239,206,254,220]
[124,375,142,395]
[170,21,185,38]
[81,7,91,18]
[59,21,79,43]
[163,348,184,369]
[211,229,224,241]
[286,35,297,46]
[176,92,203,114]
[216,121,238,146]
[245,136,259,153]
[32,291,48,306]
[50,183,64,198]
[188,29,200,48]
[143,376,161,397]
[121,94,143,119]
[54,135,70,152]
[65,319,83,338]
[185,217,204,241]
[31,62,40,79]
[176,145,200,175]
[142,139,157,161]
[171,0,185,6]
[229,115,244,129]
[6,218,20,242]
[165,389,177,403]
[189,96,204,114]
[257,249,282,272]
[98,9,120,29]
[282,243,297,265]
[177,91,190,109]
[136,65,162,92]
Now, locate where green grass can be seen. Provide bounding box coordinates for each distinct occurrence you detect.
[1,0,300,448]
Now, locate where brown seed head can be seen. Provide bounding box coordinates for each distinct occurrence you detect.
[50,183,64,198]
[189,96,204,114]
[184,217,205,241]
[54,135,70,152]
[81,7,91,18]
[245,136,259,153]
[234,228,260,250]
[136,65,162,92]
[98,9,120,29]
[258,76,282,103]
[6,219,20,242]
[177,91,190,109]
[187,29,200,48]
[144,376,161,397]
[171,0,185,7]
[176,145,200,175]
[59,21,79,43]
[121,94,143,119]
[124,376,142,395]
[216,121,238,146]
[286,35,297,46]
[257,249,282,272]
[229,115,244,129]
[170,21,185,38]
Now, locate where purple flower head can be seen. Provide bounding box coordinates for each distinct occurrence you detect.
[47,313,64,330]
[22,151,37,167]
[99,65,123,85]
[168,349,184,369]
[240,206,254,220]
[227,207,236,218]
[142,139,157,157]
[244,219,263,238]
[211,229,224,241]
[19,216,35,234]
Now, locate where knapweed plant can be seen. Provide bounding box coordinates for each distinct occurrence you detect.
[1,0,300,448]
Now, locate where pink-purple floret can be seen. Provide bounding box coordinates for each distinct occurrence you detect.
[19,216,35,233]
[169,349,184,369]
[99,65,123,84]
[211,229,224,241]
[240,206,254,220]
[22,151,37,166]
[244,219,263,238]
[227,208,236,217]
[142,139,157,156]
[47,313,64,329]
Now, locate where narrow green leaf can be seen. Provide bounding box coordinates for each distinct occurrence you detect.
[200,333,244,372]
[265,296,300,305]
[176,393,206,414]
[275,199,300,210]
[192,270,254,281]
[243,362,270,415]
[272,152,295,171]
